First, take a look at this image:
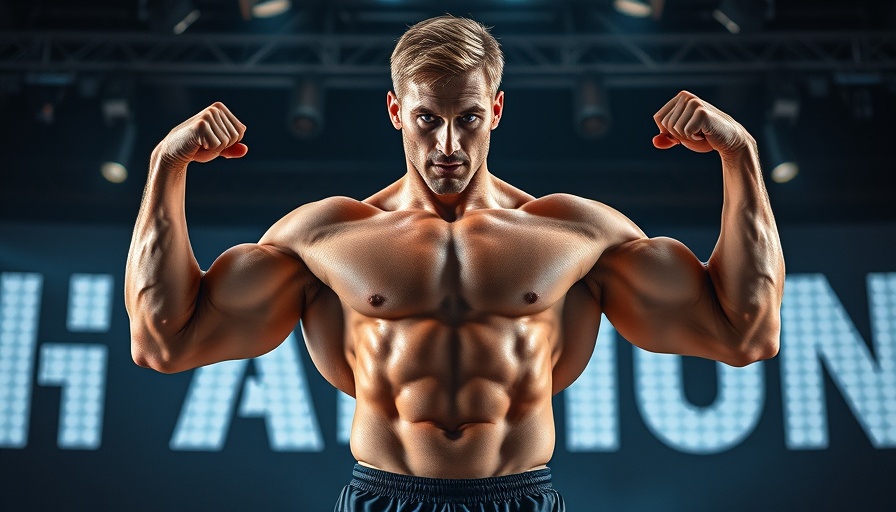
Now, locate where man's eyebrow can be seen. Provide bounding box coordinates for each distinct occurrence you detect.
[409,105,487,115]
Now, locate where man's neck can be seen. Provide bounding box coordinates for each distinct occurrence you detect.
[398,162,505,221]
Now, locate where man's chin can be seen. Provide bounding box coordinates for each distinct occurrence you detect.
[427,177,468,196]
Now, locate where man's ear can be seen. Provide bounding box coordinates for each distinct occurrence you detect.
[491,91,504,130]
[387,91,402,130]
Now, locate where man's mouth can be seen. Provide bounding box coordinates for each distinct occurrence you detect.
[432,162,464,172]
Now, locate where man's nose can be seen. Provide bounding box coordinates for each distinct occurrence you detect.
[436,123,458,156]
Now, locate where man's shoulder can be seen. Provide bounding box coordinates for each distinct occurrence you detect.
[522,193,645,245]
[260,196,380,246]
[523,193,621,222]
[290,195,381,225]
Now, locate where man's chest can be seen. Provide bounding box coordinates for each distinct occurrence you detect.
[302,210,596,319]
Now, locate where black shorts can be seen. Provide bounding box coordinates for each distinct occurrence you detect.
[334,464,566,512]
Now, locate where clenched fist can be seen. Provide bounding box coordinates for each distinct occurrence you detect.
[652,91,755,156]
[157,102,248,166]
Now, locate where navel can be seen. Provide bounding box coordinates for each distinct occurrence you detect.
[524,291,539,304]
[368,294,386,307]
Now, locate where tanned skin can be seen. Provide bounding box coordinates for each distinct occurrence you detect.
[125,70,784,479]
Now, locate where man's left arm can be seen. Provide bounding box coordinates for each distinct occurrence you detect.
[594,91,785,367]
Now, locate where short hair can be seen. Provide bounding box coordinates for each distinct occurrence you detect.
[390,15,504,99]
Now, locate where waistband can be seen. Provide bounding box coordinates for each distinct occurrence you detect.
[350,464,554,504]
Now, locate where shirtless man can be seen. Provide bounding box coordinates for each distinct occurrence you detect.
[125,15,784,512]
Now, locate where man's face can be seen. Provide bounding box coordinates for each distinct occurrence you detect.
[388,70,504,195]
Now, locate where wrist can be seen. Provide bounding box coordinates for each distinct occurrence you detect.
[719,128,758,166]
[150,141,191,177]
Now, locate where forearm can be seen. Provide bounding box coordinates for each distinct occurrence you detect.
[125,147,201,363]
[708,141,785,347]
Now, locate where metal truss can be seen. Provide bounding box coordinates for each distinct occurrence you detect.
[1,29,894,89]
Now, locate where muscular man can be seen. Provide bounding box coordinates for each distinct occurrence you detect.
[125,15,784,512]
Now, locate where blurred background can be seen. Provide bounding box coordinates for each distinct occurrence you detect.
[1,1,895,511]
[1,0,894,227]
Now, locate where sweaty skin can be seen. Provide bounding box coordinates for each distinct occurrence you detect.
[266,189,619,478]
[126,71,784,479]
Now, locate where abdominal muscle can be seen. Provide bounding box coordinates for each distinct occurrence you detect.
[346,312,558,478]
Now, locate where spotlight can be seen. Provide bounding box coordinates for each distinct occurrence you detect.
[99,77,135,184]
[288,78,325,139]
[173,8,201,35]
[239,0,292,20]
[763,120,798,184]
[769,161,798,184]
[574,78,611,140]
[763,79,800,183]
[101,97,130,124]
[101,161,129,184]
[100,76,133,126]
[712,0,767,34]
[150,0,200,34]
[614,0,653,18]
[101,120,136,184]
[769,81,800,121]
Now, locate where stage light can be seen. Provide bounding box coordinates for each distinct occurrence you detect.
[146,0,200,34]
[101,121,136,184]
[239,0,292,20]
[173,8,201,34]
[712,0,767,34]
[770,161,798,184]
[763,119,798,184]
[574,78,612,139]
[101,98,129,124]
[253,0,291,18]
[614,0,653,18]
[98,76,134,183]
[288,78,325,139]
[763,79,800,183]
[711,8,740,34]
[769,83,800,122]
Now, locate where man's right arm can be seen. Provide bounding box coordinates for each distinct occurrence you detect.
[125,103,317,373]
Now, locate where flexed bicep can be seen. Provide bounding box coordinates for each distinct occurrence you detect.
[162,243,319,372]
[592,236,749,366]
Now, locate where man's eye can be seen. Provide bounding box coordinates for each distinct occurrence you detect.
[419,114,435,123]
[461,114,478,123]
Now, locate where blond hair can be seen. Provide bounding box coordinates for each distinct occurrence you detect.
[390,15,504,98]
